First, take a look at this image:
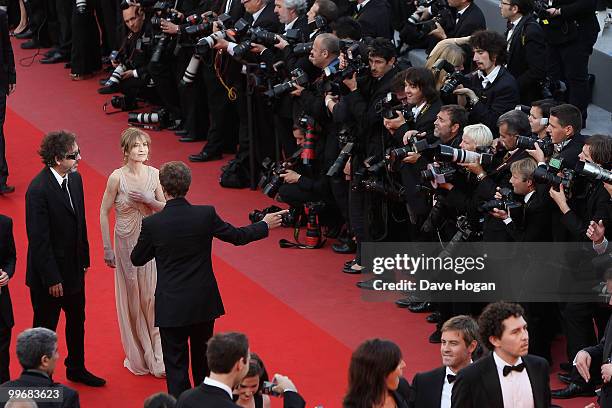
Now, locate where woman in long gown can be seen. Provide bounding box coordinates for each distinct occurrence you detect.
[100,128,166,377]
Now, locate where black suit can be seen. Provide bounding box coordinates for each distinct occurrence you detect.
[0,370,80,408]
[0,10,15,188]
[0,214,16,383]
[583,315,612,405]
[131,197,269,397]
[506,15,547,105]
[177,383,305,408]
[355,0,393,39]
[451,353,551,408]
[426,2,486,55]
[26,168,90,371]
[466,67,520,137]
[409,366,446,408]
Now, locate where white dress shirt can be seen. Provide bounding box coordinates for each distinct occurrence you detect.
[50,167,73,209]
[503,190,534,225]
[493,352,534,408]
[357,0,371,12]
[479,65,501,89]
[506,16,523,43]
[285,17,298,32]
[203,377,233,399]
[228,6,266,56]
[412,101,427,121]
[440,366,457,408]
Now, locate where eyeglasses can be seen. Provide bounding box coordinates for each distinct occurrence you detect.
[65,149,81,160]
[500,1,512,6]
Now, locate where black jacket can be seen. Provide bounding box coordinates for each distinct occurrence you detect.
[355,0,393,39]
[466,66,520,137]
[0,10,16,93]
[451,353,551,408]
[409,366,446,408]
[506,14,547,105]
[504,184,554,242]
[0,370,80,408]
[0,214,15,328]
[25,169,90,294]
[177,383,305,408]
[542,0,599,45]
[585,315,612,406]
[130,198,269,327]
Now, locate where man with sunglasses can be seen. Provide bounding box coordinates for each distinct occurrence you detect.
[25,130,106,387]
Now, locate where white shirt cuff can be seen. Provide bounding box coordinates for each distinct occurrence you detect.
[503,217,513,225]
[133,69,138,78]
[227,42,237,56]
[593,237,608,255]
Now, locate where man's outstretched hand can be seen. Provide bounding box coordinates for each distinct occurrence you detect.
[262,210,289,229]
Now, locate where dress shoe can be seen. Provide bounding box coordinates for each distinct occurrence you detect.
[44,48,59,58]
[179,136,204,143]
[343,262,363,274]
[97,84,119,94]
[557,373,572,384]
[14,28,33,39]
[41,52,68,64]
[66,368,106,387]
[174,129,189,136]
[332,241,356,254]
[407,302,433,313]
[426,311,441,323]
[356,277,377,290]
[429,329,442,343]
[395,297,418,308]
[21,40,39,49]
[551,383,595,398]
[189,152,222,162]
[166,121,183,131]
[0,184,15,195]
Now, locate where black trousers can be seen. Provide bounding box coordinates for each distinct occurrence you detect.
[70,5,101,75]
[561,302,598,363]
[55,0,72,57]
[199,64,238,156]
[30,287,86,370]
[0,324,10,383]
[176,51,209,140]
[159,320,215,398]
[0,90,7,187]
[547,35,597,124]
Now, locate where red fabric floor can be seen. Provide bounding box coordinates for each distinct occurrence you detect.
[0,38,595,407]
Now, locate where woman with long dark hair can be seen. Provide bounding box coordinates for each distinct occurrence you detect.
[343,339,410,408]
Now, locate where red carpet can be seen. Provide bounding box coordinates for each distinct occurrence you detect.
[0,39,596,407]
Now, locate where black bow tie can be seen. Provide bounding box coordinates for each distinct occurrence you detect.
[503,363,525,376]
[507,21,515,31]
[447,374,456,383]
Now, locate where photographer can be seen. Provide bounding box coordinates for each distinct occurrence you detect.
[501,0,547,105]
[306,0,338,40]
[426,41,465,92]
[542,0,600,125]
[353,0,393,40]
[453,30,520,136]
[528,99,557,141]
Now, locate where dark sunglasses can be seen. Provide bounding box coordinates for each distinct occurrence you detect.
[65,149,81,160]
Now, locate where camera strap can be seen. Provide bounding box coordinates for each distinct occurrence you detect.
[278,226,326,249]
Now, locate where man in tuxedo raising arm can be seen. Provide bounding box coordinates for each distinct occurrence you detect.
[131,161,286,398]
[451,301,551,408]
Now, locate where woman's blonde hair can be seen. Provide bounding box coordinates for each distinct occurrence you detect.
[120,127,151,164]
[463,124,493,148]
[426,42,465,90]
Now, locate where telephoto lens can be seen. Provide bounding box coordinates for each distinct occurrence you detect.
[575,161,612,184]
[75,0,87,13]
[180,54,202,86]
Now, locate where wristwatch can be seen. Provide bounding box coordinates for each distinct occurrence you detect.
[470,95,480,106]
[476,172,487,181]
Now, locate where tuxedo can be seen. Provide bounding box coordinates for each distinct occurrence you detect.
[409,366,446,408]
[505,15,547,105]
[0,9,15,188]
[451,353,551,408]
[466,67,520,137]
[446,2,487,39]
[0,214,16,383]
[505,185,553,242]
[0,370,80,408]
[26,168,90,371]
[177,383,306,408]
[355,0,393,39]
[131,197,269,397]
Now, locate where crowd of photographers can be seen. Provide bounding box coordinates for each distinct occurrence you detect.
[15,0,612,401]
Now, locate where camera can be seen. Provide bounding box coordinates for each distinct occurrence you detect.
[110,95,138,111]
[375,92,412,120]
[264,68,308,98]
[233,26,280,58]
[259,150,302,198]
[308,15,327,32]
[479,187,521,212]
[387,135,437,166]
[539,76,567,101]
[421,162,456,188]
[249,206,298,228]
[127,109,170,129]
[533,166,575,193]
[575,161,612,184]
[440,71,469,96]
[75,0,87,13]
[516,135,554,157]
[437,145,494,166]
[293,41,313,55]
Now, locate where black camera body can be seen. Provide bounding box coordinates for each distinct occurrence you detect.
[264,68,308,98]
[516,135,554,157]
[110,95,138,111]
[421,162,456,187]
[249,206,298,228]
[479,187,521,213]
[375,92,412,120]
[387,135,436,166]
[533,166,575,193]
